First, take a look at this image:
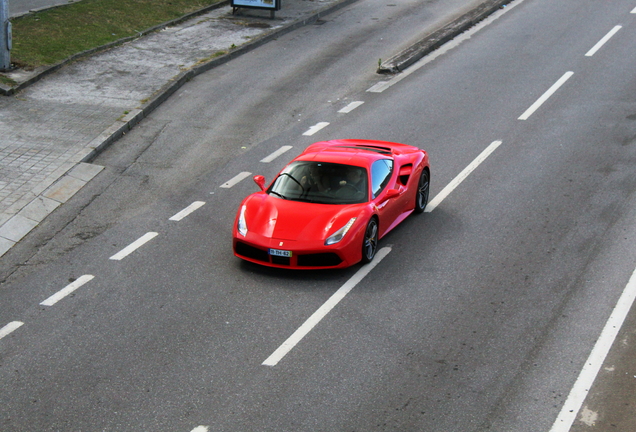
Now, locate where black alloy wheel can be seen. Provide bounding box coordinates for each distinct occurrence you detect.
[361,218,379,264]
[414,169,430,213]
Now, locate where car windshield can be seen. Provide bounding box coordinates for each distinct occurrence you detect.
[268,161,369,204]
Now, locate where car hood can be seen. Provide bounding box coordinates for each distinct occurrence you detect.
[244,194,362,241]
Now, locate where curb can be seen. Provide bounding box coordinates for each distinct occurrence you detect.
[378,0,512,74]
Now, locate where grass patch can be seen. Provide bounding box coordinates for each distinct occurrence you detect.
[191,50,227,67]
[11,0,224,69]
[0,75,18,86]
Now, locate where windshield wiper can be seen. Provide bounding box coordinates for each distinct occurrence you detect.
[279,173,305,191]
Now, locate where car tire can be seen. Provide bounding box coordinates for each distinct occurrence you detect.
[414,169,430,214]
[361,218,379,264]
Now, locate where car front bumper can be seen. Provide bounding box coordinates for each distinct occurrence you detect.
[232,230,364,270]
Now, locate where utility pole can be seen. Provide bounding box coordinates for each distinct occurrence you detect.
[0,0,10,71]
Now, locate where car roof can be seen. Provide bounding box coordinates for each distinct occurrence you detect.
[295,139,418,167]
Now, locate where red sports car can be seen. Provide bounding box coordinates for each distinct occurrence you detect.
[233,139,429,269]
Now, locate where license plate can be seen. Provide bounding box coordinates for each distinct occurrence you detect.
[269,248,292,257]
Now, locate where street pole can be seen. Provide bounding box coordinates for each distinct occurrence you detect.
[0,0,10,71]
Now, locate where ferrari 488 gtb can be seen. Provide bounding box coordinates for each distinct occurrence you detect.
[233,139,429,269]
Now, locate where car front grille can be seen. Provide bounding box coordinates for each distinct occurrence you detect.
[235,241,269,262]
[236,242,343,268]
[297,253,342,267]
[271,255,291,265]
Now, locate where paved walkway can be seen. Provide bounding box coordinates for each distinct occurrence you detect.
[0,0,360,257]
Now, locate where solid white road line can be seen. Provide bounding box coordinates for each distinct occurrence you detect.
[302,122,330,136]
[220,172,252,189]
[585,25,622,57]
[262,247,392,367]
[518,72,574,120]
[261,146,293,163]
[169,201,206,221]
[549,265,636,432]
[40,275,95,306]
[190,427,209,432]
[425,140,502,213]
[109,232,158,261]
[366,0,526,93]
[632,6,636,13]
[338,101,365,113]
[0,321,24,340]
[366,81,390,93]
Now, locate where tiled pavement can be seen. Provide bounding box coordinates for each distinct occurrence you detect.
[0,94,116,254]
[0,99,117,214]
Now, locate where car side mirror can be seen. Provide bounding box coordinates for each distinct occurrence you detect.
[254,175,266,191]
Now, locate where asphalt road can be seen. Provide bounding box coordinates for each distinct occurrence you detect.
[1,0,636,431]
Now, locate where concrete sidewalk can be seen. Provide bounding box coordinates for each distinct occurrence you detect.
[0,0,362,257]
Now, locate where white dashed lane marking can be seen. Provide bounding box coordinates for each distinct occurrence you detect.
[261,146,293,163]
[110,232,158,261]
[169,201,206,221]
[338,101,364,113]
[302,122,330,136]
[425,140,502,212]
[220,172,252,189]
[585,25,621,57]
[262,247,392,367]
[518,72,573,120]
[0,321,24,340]
[40,275,95,306]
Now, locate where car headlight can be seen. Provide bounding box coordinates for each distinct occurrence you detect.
[325,217,356,245]
[238,205,248,236]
